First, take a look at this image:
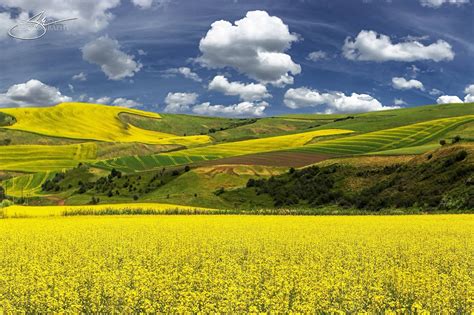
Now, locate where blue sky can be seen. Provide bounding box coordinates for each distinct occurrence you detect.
[0,0,472,116]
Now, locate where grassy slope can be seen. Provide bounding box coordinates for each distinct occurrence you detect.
[288,103,474,133]
[223,144,474,211]
[142,165,285,208]
[122,113,333,142]
[120,112,247,136]
[296,115,474,155]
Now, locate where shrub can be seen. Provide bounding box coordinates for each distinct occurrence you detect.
[455,150,468,162]
[452,135,461,144]
[0,199,13,208]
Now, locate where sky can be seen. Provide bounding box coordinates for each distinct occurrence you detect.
[0,0,473,117]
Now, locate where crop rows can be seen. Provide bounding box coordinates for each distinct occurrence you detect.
[296,115,474,155]
[166,129,353,157]
[93,154,223,173]
[1,172,54,197]
[0,143,97,172]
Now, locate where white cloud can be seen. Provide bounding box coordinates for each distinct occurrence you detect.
[94,96,112,104]
[394,98,407,106]
[208,75,271,101]
[131,0,171,9]
[72,72,87,81]
[420,0,470,7]
[132,0,154,8]
[82,36,142,80]
[0,0,121,34]
[436,95,463,104]
[137,49,147,56]
[464,84,474,95]
[163,92,198,113]
[0,11,29,40]
[343,30,454,62]
[197,10,301,87]
[429,88,443,96]
[111,98,141,108]
[86,96,141,108]
[163,67,202,82]
[464,84,474,102]
[392,77,425,90]
[306,51,328,61]
[0,79,71,107]
[192,101,269,117]
[284,87,399,113]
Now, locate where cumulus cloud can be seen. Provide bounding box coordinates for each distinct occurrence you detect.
[343,30,454,62]
[464,84,474,102]
[163,67,202,82]
[0,11,30,40]
[86,96,141,108]
[197,10,301,87]
[208,75,271,101]
[392,77,425,90]
[0,79,71,107]
[131,0,171,9]
[163,92,199,113]
[429,88,443,96]
[192,101,269,117]
[420,0,470,7]
[82,36,142,80]
[306,51,328,61]
[284,87,399,114]
[72,72,87,81]
[0,0,120,34]
[394,98,407,106]
[436,95,463,104]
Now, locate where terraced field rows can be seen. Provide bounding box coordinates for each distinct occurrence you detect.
[1,172,54,197]
[165,129,353,157]
[93,154,223,173]
[92,129,352,173]
[296,115,474,155]
[0,143,97,172]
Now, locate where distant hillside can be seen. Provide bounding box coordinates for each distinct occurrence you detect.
[0,103,210,145]
[224,144,474,212]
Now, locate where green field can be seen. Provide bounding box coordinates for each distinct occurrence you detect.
[93,154,222,173]
[1,102,473,209]
[296,115,474,155]
[91,129,351,173]
[2,172,54,197]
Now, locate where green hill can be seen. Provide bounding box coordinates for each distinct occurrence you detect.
[0,102,473,211]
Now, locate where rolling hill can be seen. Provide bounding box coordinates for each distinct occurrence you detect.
[0,103,211,145]
[0,102,473,211]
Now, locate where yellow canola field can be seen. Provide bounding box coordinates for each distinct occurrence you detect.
[0,215,471,313]
[1,203,213,217]
[166,128,353,157]
[0,103,211,145]
[0,143,97,172]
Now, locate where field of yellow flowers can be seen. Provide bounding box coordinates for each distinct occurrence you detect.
[0,215,472,313]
